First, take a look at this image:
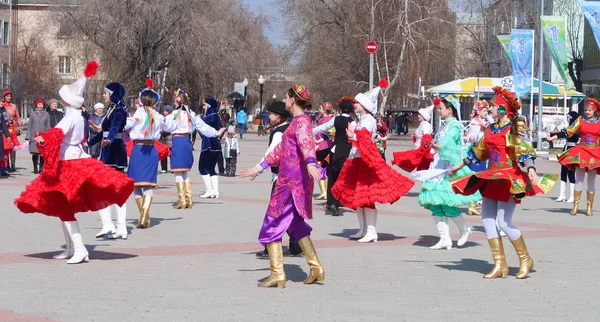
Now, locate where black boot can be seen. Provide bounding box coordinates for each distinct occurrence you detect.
[284,238,303,256]
[9,151,16,172]
[330,204,340,217]
[255,246,269,259]
[32,154,39,174]
[39,157,44,173]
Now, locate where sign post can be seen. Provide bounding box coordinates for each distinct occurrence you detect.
[366,41,378,90]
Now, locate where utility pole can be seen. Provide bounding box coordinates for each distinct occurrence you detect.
[369,0,375,90]
[537,0,544,149]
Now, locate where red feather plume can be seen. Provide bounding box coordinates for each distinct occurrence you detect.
[145,78,153,89]
[379,78,389,89]
[83,61,98,78]
[433,98,441,106]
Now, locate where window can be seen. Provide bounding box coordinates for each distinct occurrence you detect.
[58,56,72,74]
[2,21,8,46]
[1,63,9,89]
[57,21,72,39]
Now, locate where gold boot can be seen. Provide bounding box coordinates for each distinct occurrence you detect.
[586,191,595,216]
[483,237,508,279]
[315,179,327,200]
[140,195,153,229]
[298,236,325,284]
[184,182,193,209]
[172,182,186,209]
[135,197,144,229]
[511,236,534,279]
[467,202,481,216]
[570,191,582,216]
[257,241,286,288]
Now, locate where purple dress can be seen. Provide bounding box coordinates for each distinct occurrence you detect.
[258,114,317,244]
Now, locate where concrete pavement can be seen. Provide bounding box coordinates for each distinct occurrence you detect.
[0,132,599,322]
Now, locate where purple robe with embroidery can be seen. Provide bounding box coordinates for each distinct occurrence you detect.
[260,114,317,219]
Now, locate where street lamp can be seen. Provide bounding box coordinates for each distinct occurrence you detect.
[242,78,249,111]
[272,94,276,100]
[258,75,265,132]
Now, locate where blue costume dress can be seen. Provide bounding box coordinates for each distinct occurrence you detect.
[88,103,128,169]
[198,105,222,176]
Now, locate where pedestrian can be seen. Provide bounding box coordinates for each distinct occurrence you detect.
[1,102,20,176]
[546,111,579,203]
[241,83,325,288]
[450,86,557,278]
[2,90,21,173]
[87,81,129,239]
[198,97,223,198]
[47,99,64,128]
[14,61,134,265]
[223,125,240,176]
[26,98,50,174]
[160,105,174,174]
[331,79,415,243]
[88,103,106,159]
[236,108,247,138]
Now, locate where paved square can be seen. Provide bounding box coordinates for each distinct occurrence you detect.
[1,133,599,322]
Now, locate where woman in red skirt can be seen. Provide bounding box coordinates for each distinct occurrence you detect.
[14,62,134,264]
[557,98,600,216]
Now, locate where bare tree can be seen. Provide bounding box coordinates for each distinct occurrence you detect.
[553,0,584,91]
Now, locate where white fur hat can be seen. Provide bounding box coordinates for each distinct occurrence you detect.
[93,102,105,110]
[58,61,98,108]
[354,78,388,114]
[418,105,435,122]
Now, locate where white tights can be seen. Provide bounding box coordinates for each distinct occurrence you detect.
[574,168,597,192]
[481,197,521,241]
[174,172,190,183]
[134,187,154,198]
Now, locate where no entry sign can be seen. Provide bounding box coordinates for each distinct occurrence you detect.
[365,41,378,54]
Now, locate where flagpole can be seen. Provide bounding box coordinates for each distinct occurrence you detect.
[537,0,545,149]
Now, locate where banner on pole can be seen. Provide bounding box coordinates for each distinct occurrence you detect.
[541,16,574,90]
[510,29,535,98]
[497,34,513,63]
[580,0,600,51]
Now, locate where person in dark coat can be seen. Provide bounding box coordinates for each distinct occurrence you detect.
[47,99,64,128]
[88,103,106,159]
[25,99,50,173]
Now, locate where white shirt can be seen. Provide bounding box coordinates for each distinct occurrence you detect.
[312,113,356,154]
[258,122,288,182]
[348,113,377,159]
[55,107,90,160]
[125,107,177,140]
[414,121,432,148]
[170,108,196,134]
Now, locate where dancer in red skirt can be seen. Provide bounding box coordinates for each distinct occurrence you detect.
[450,86,556,278]
[391,100,435,172]
[557,98,600,216]
[14,61,134,264]
[332,79,415,242]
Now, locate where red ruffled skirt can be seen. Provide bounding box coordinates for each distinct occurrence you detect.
[332,129,414,209]
[392,134,434,172]
[557,145,600,170]
[14,158,134,221]
[451,165,557,203]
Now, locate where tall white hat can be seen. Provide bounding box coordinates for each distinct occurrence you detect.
[58,61,98,108]
[354,78,389,114]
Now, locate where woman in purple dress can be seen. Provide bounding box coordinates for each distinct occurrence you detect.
[241,84,324,288]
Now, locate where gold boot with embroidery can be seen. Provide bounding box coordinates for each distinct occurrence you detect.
[173,182,186,209]
[511,236,534,279]
[257,242,286,288]
[483,237,508,279]
[139,195,153,229]
[135,197,144,228]
[570,190,582,216]
[298,236,325,284]
[467,202,481,216]
[184,182,193,209]
[586,191,595,216]
[315,179,327,200]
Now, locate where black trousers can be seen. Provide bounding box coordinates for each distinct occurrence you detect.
[326,152,342,208]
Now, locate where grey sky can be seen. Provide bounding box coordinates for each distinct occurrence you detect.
[242,0,287,46]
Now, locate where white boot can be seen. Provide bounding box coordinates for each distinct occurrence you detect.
[567,183,575,203]
[358,208,378,243]
[200,175,214,198]
[497,220,506,237]
[451,215,471,247]
[430,217,452,250]
[64,221,89,264]
[95,206,116,238]
[555,181,566,202]
[53,222,74,259]
[111,203,128,239]
[211,175,219,199]
[349,208,366,239]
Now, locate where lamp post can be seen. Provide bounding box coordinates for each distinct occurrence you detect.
[242,78,249,112]
[258,75,265,132]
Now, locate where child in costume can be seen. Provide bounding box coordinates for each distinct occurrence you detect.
[546,111,579,203]
[415,96,481,250]
[392,101,435,172]
[557,99,600,216]
[241,84,324,288]
[331,79,415,243]
[451,86,557,278]
[14,61,134,264]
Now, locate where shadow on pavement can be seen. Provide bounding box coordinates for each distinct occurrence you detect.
[412,235,482,248]
[239,264,310,283]
[435,258,530,277]
[329,230,405,241]
[24,244,138,261]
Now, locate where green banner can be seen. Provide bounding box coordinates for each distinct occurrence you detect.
[541,16,574,90]
[497,34,512,63]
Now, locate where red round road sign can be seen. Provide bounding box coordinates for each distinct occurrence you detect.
[365,41,378,54]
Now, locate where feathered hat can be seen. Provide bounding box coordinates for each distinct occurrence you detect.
[418,98,439,122]
[490,86,521,118]
[354,78,388,114]
[59,61,98,108]
[139,78,159,103]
